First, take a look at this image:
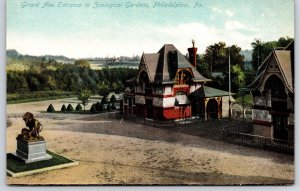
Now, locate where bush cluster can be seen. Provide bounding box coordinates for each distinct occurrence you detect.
[47,104,55,112]
[67,104,74,111]
[75,104,82,111]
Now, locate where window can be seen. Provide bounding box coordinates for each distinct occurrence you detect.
[175,69,193,85]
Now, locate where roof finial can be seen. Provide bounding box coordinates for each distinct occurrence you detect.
[192,39,195,48]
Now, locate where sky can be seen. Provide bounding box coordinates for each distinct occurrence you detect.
[7,0,294,58]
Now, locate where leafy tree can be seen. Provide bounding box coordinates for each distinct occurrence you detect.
[196,54,211,78]
[277,36,294,48]
[7,58,138,94]
[203,42,245,93]
[203,42,244,75]
[111,81,124,93]
[97,81,110,97]
[78,89,92,111]
[251,37,293,72]
[27,76,41,91]
[7,72,29,93]
[223,65,245,93]
[47,104,55,112]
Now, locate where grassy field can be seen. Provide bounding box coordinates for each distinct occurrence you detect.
[7,91,76,104]
[7,150,73,173]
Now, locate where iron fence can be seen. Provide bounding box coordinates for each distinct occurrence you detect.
[223,123,294,155]
[116,112,294,155]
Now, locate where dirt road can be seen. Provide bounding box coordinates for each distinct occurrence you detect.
[6,99,294,185]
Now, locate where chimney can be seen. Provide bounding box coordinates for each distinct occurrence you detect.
[187,40,198,67]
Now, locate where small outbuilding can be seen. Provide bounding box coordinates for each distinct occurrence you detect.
[122,43,232,121]
[248,41,294,142]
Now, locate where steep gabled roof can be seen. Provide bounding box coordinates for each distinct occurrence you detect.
[142,53,160,82]
[248,41,294,93]
[138,44,210,84]
[274,50,293,91]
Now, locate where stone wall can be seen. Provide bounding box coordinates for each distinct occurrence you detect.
[253,124,272,138]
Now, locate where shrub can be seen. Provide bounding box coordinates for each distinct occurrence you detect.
[110,95,117,103]
[90,104,97,113]
[95,102,101,111]
[107,103,111,111]
[47,104,55,112]
[100,102,106,111]
[67,104,74,111]
[111,102,116,110]
[75,104,82,111]
[61,104,67,112]
[101,96,108,104]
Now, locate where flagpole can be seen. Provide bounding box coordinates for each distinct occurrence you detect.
[228,46,231,120]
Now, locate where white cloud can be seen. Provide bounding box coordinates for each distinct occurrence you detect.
[225,20,259,32]
[225,21,247,31]
[212,7,223,14]
[225,10,234,17]
[212,7,234,17]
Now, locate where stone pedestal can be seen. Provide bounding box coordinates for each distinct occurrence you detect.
[15,139,52,163]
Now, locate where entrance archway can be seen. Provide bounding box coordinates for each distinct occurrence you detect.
[206,99,218,119]
[265,75,288,140]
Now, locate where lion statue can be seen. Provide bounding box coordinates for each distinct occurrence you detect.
[17,112,44,141]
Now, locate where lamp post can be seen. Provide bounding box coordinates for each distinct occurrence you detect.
[228,46,231,120]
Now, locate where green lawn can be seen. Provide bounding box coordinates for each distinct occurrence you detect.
[7,91,76,104]
[7,150,73,173]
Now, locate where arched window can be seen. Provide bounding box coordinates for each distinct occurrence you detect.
[265,75,287,111]
[175,69,193,85]
[138,71,152,94]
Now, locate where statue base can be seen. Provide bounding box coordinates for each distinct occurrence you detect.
[15,138,52,163]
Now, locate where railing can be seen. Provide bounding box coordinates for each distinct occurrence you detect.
[116,112,294,155]
[223,124,294,155]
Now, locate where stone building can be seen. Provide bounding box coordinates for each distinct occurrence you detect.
[248,41,294,142]
[122,43,230,120]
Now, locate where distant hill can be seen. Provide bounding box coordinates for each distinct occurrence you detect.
[43,55,75,64]
[6,50,140,71]
[6,49,20,58]
[6,49,75,65]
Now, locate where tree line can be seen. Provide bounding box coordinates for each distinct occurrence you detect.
[7,63,137,95]
[195,37,293,94]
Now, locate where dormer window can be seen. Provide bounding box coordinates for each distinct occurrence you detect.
[175,69,193,85]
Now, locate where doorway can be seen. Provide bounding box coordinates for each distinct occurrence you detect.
[207,99,218,119]
[146,99,153,118]
[272,114,288,140]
